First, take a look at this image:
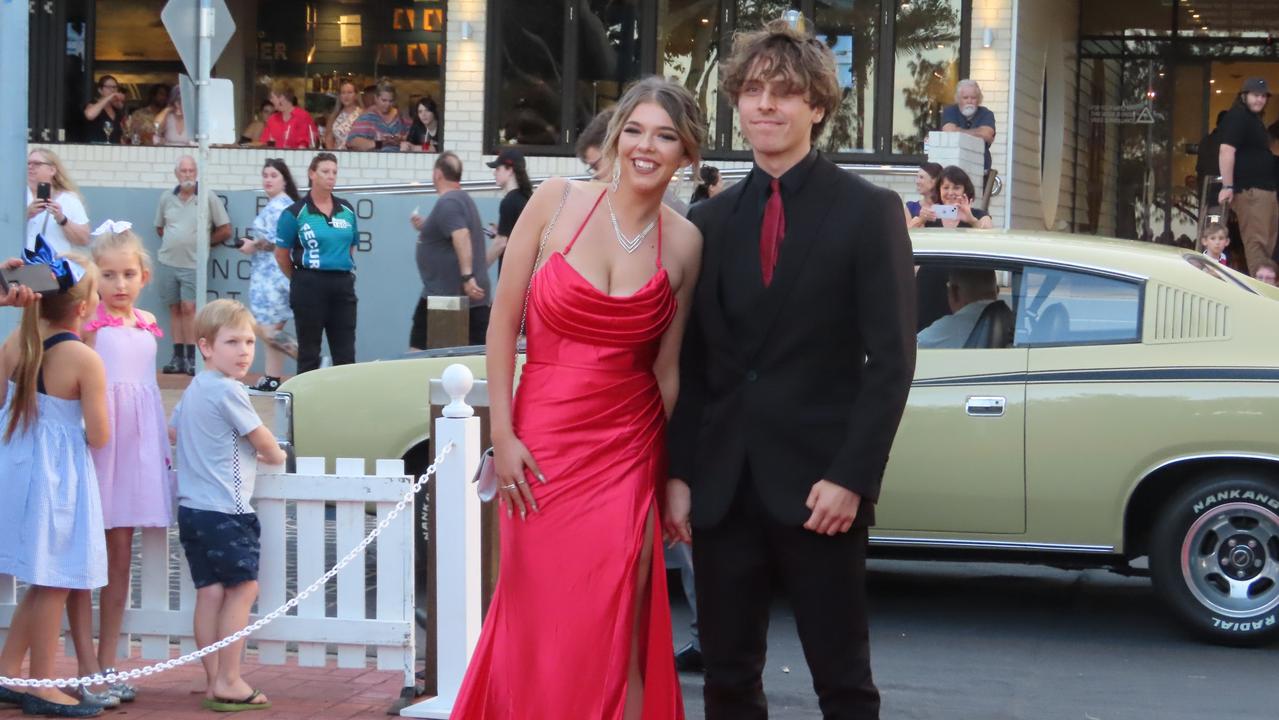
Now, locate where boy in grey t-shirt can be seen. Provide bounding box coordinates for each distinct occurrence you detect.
[170,300,286,712]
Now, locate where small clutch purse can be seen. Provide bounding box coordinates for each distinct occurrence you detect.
[471,447,498,502]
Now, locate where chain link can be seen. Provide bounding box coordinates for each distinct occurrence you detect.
[0,442,454,689]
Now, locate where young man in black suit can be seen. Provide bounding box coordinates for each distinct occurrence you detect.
[664,19,916,720]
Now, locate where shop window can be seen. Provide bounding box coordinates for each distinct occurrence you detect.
[491,0,565,146]
[890,0,962,155]
[660,0,722,147]
[574,0,645,136]
[814,0,880,155]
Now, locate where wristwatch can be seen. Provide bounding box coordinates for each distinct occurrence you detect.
[57,215,68,226]
[461,273,475,282]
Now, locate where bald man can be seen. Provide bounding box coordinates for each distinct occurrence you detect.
[916,268,999,348]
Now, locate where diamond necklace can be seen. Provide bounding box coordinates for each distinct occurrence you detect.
[605,192,658,254]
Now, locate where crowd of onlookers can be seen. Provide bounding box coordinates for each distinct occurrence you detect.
[80,77,441,153]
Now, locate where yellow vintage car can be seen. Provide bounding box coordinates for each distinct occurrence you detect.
[275,229,1279,645]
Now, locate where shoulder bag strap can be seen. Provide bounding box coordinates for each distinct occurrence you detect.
[519,181,572,337]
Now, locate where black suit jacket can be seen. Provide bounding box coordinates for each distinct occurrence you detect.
[669,155,917,529]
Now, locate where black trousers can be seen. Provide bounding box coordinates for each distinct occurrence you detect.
[290,269,357,374]
[693,475,879,720]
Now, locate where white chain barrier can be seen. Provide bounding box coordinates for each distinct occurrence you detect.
[0,441,454,689]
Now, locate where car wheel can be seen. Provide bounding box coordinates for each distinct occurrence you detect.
[1150,472,1279,646]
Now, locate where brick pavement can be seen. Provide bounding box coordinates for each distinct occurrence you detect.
[7,650,414,719]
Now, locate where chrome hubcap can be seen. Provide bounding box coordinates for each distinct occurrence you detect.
[1181,502,1279,618]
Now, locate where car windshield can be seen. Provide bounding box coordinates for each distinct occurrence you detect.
[1182,254,1258,294]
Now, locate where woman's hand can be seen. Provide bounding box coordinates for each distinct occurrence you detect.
[957,195,977,224]
[238,239,257,256]
[26,199,48,220]
[46,200,65,225]
[918,204,936,223]
[493,433,546,520]
[1,259,37,308]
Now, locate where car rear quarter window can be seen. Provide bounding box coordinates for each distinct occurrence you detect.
[1014,267,1141,346]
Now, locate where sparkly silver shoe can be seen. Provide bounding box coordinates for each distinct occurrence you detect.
[101,668,137,703]
[75,685,120,709]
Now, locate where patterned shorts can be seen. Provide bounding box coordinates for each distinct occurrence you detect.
[178,506,261,589]
[249,260,293,326]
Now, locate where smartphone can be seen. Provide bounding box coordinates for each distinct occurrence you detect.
[0,264,61,295]
[36,182,52,202]
[934,204,959,220]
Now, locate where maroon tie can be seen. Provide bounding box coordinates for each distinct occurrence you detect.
[760,178,785,287]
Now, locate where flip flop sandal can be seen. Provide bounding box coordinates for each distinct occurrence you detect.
[201,689,272,712]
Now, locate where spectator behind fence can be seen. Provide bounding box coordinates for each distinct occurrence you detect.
[0,247,109,717]
[1218,77,1277,278]
[66,225,171,709]
[274,153,359,373]
[155,86,193,146]
[406,96,442,152]
[485,149,532,271]
[238,159,300,392]
[127,84,170,146]
[576,107,615,181]
[171,299,285,713]
[408,152,491,350]
[940,79,996,173]
[917,268,1000,349]
[240,99,275,146]
[346,81,408,152]
[154,156,233,375]
[925,165,993,228]
[905,161,944,228]
[689,165,723,205]
[84,74,126,145]
[26,148,91,254]
[259,84,318,149]
[325,80,363,150]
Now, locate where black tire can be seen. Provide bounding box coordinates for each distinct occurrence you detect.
[1150,472,1279,646]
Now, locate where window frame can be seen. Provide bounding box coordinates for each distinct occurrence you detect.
[482,0,971,162]
[1011,264,1146,348]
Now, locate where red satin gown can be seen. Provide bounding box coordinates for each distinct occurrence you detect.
[450,189,685,719]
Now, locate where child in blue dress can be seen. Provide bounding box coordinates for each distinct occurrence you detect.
[0,241,108,718]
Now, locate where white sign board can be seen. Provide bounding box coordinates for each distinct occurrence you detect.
[179,75,237,145]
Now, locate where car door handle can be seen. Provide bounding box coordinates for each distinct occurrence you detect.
[966,396,1006,417]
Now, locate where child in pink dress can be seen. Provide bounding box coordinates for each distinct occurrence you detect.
[66,222,173,706]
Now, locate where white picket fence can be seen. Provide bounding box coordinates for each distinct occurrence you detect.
[0,457,418,687]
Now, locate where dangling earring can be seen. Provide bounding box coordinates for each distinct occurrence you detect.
[610,162,621,193]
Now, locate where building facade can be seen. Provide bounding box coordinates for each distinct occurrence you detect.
[23,0,1279,238]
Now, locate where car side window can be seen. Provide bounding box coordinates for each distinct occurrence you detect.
[1014,267,1141,346]
[915,262,1018,350]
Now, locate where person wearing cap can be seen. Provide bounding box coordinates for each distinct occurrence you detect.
[1218,77,1277,277]
[486,149,533,273]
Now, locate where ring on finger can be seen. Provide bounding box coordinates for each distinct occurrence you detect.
[501,483,518,490]
[515,479,528,486]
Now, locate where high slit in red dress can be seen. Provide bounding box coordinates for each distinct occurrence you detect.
[450,189,685,720]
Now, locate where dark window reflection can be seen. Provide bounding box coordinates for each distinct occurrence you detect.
[659,0,721,147]
[495,0,565,146]
[731,0,799,149]
[891,0,961,155]
[815,0,880,154]
[575,0,644,135]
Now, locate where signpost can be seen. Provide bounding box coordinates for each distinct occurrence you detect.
[0,0,29,338]
[162,0,236,355]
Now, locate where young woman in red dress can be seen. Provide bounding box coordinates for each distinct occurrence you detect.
[452,77,705,719]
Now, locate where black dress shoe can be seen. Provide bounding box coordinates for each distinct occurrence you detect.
[0,685,22,705]
[20,693,103,717]
[161,354,185,374]
[674,641,704,673]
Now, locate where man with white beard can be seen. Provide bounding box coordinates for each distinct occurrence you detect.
[941,79,997,175]
[154,154,232,374]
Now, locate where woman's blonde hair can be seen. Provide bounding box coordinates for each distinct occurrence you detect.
[91,228,153,274]
[602,77,706,179]
[6,254,98,441]
[28,147,82,198]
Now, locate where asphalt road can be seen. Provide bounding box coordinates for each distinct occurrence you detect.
[671,560,1279,720]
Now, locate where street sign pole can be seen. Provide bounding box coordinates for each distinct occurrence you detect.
[1,1,30,339]
[194,0,213,367]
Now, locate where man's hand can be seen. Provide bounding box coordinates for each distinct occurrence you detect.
[663,478,692,545]
[1218,187,1234,206]
[804,480,861,536]
[463,278,485,302]
[410,213,426,231]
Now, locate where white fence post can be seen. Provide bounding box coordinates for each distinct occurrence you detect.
[401,364,483,719]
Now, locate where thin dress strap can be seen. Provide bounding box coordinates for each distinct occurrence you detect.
[36,332,81,395]
[563,190,608,257]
